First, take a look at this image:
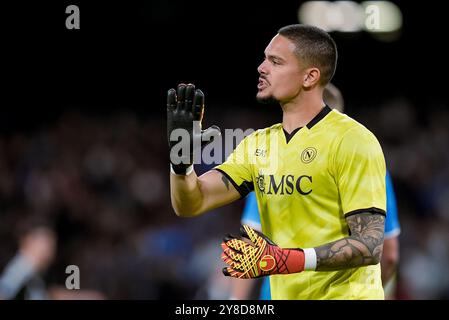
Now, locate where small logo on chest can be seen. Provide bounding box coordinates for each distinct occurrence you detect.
[255,148,267,157]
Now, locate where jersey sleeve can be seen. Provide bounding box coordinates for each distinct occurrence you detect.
[214,135,254,198]
[334,127,387,216]
[385,170,401,238]
[241,192,262,231]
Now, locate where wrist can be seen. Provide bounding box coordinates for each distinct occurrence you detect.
[170,164,194,175]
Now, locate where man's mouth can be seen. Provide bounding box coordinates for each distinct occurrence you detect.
[258,78,269,90]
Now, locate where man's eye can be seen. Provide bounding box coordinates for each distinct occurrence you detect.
[272,60,280,65]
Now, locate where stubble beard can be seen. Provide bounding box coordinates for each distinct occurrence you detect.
[256,94,279,105]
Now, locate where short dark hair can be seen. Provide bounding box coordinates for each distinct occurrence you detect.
[278,24,337,85]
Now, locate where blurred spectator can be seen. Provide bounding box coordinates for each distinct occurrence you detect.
[0,220,56,299]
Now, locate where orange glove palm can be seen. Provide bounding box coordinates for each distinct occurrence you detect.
[221,225,305,279]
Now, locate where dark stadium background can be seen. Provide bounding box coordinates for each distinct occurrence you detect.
[1,1,448,299]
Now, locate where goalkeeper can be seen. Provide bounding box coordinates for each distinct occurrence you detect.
[168,25,386,299]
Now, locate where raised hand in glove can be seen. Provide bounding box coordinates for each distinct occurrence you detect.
[167,83,221,175]
[221,225,305,279]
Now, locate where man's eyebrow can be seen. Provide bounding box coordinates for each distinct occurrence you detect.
[266,54,285,63]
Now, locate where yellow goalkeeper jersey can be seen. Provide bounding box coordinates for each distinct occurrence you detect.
[215,106,386,300]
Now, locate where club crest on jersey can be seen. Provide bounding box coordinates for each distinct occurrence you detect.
[256,173,266,195]
[301,147,317,164]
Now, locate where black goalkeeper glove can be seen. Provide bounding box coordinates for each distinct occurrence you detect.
[167,83,221,175]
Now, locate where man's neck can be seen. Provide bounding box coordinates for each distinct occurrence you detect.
[281,93,325,134]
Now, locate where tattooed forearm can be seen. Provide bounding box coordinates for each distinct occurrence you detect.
[315,213,385,271]
[221,174,230,190]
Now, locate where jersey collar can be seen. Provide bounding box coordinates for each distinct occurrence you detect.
[282,105,332,144]
[306,105,332,129]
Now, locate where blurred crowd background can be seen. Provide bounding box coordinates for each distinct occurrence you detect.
[1,0,448,299]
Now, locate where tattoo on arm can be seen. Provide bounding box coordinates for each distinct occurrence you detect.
[221,174,230,191]
[315,213,385,271]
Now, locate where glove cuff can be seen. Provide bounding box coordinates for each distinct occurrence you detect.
[170,164,194,176]
[282,248,305,274]
[303,248,317,271]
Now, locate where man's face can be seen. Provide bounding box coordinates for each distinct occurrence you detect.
[257,34,305,104]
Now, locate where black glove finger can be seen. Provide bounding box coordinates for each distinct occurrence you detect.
[253,228,277,245]
[240,224,268,246]
[167,88,177,111]
[223,233,238,243]
[176,83,186,112]
[222,267,232,277]
[192,89,205,121]
[184,83,195,112]
[223,234,244,253]
[241,224,277,246]
[222,267,245,278]
[240,225,251,239]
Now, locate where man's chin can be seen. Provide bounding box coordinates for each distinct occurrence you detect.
[256,94,279,105]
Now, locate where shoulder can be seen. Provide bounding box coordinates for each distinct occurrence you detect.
[326,111,385,169]
[328,110,381,146]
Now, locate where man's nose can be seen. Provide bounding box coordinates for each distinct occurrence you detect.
[257,61,267,75]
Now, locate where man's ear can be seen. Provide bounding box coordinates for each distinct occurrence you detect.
[303,68,321,88]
